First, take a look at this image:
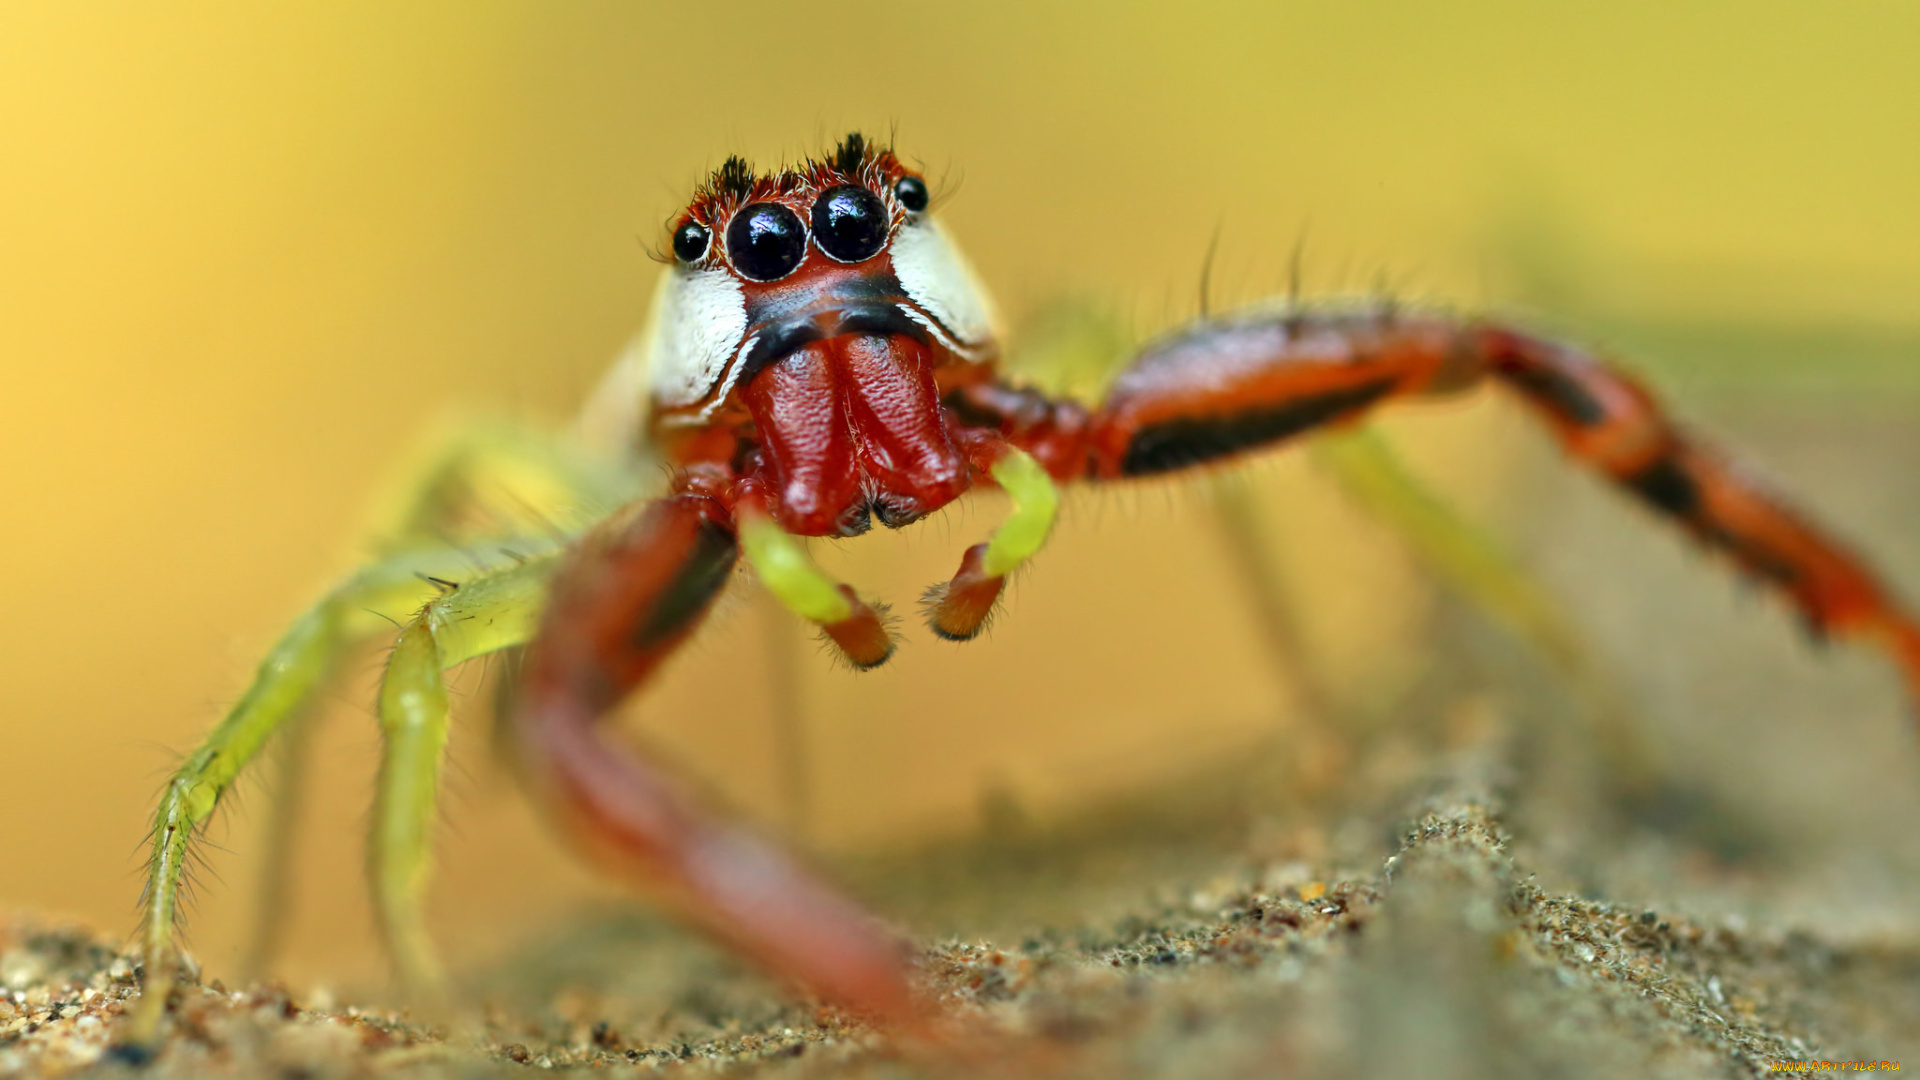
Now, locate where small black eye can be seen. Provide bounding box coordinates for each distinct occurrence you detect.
[894,176,929,213]
[725,202,807,281]
[811,185,889,263]
[672,220,711,263]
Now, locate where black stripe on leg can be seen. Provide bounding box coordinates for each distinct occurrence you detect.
[632,519,738,648]
[1622,456,1701,518]
[1502,363,1608,427]
[1622,455,1804,592]
[1120,380,1396,476]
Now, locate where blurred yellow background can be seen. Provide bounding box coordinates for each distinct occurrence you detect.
[3,2,1917,992]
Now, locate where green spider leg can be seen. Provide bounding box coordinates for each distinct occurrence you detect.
[1204,476,1340,737]
[370,551,560,994]
[1305,426,1655,791]
[375,414,642,550]
[124,547,492,1047]
[124,418,625,1052]
[236,417,638,965]
[125,543,563,1050]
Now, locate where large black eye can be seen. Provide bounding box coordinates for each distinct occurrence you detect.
[725,202,807,281]
[893,176,929,212]
[672,220,710,263]
[811,185,889,263]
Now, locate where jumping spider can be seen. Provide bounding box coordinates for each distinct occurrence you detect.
[121,132,1920,1051]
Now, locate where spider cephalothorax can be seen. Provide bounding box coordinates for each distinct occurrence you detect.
[123,132,1920,1058]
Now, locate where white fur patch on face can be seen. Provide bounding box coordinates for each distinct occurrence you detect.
[890,218,1000,355]
[642,264,750,408]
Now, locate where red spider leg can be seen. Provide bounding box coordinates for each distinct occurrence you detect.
[951,309,1920,712]
[1480,326,1920,706]
[509,478,922,1027]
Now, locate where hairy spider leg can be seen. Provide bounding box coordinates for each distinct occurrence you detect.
[359,419,648,990]
[372,552,561,995]
[1479,325,1920,705]
[126,421,617,1055]
[378,415,645,549]
[233,421,635,986]
[735,478,896,668]
[510,490,923,1028]
[923,438,1060,640]
[1307,426,1590,677]
[955,306,1920,714]
[121,546,527,1052]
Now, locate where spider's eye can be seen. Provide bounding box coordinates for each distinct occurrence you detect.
[672,220,711,263]
[725,202,807,281]
[893,176,929,213]
[811,185,889,263]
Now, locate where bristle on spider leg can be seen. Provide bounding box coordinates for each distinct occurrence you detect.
[923,543,1006,642]
[1197,221,1223,320]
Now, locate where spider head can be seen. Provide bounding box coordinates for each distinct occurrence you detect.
[641,133,1000,423]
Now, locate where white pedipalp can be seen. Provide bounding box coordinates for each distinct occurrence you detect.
[890,218,1001,356]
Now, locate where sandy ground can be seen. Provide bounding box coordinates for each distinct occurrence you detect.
[5,709,1917,1078]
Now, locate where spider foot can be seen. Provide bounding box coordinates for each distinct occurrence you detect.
[821,587,896,667]
[922,442,1058,642]
[923,543,1004,641]
[739,498,900,669]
